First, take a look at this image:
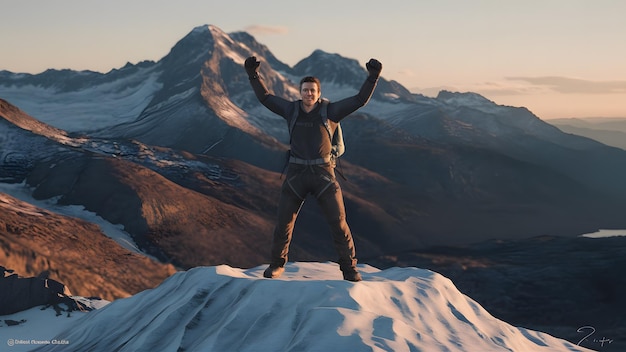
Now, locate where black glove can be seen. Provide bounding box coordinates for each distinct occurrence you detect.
[366,58,382,81]
[244,56,260,79]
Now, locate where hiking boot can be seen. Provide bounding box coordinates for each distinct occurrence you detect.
[342,269,362,282]
[263,265,285,279]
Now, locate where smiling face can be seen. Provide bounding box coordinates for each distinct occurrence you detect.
[299,77,322,110]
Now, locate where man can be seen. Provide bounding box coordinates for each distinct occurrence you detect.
[244,55,382,281]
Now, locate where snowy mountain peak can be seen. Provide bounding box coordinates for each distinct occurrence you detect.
[23,262,590,352]
[191,24,227,34]
[294,49,365,87]
[191,24,210,33]
[309,49,343,60]
[436,90,497,108]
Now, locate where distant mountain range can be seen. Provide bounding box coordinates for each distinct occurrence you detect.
[550,117,626,150]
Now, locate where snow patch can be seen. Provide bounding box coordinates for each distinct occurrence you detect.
[0,70,162,132]
[582,229,626,238]
[0,182,146,256]
[9,262,592,352]
[210,26,248,65]
[0,297,108,352]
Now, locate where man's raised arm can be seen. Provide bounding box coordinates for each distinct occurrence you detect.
[245,56,271,103]
[327,58,383,122]
[357,58,382,105]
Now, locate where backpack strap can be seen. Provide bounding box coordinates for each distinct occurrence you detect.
[286,99,345,174]
[288,100,300,137]
[280,101,301,178]
[319,98,332,141]
[320,99,347,180]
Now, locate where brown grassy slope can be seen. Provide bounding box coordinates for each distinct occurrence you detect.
[0,192,176,301]
[28,155,277,269]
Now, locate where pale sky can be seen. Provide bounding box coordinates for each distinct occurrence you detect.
[1,0,625,119]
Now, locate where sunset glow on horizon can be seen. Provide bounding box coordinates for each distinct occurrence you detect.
[1,0,625,119]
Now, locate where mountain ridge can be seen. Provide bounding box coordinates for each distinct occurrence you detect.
[550,117,626,150]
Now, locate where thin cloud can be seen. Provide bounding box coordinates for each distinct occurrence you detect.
[244,25,289,36]
[414,81,544,98]
[506,76,626,94]
[397,69,416,78]
[409,76,626,98]
[472,80,547,96]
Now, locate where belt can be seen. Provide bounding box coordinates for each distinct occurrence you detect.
[289,155,332,165]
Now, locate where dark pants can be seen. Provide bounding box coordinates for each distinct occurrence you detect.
[270,163,357,271]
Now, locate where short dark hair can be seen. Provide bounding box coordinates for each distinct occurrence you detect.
[299,76,321,91]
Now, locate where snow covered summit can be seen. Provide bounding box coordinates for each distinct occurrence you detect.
[11,262,590,352]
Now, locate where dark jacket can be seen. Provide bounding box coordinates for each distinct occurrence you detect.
[248,76,378,161]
